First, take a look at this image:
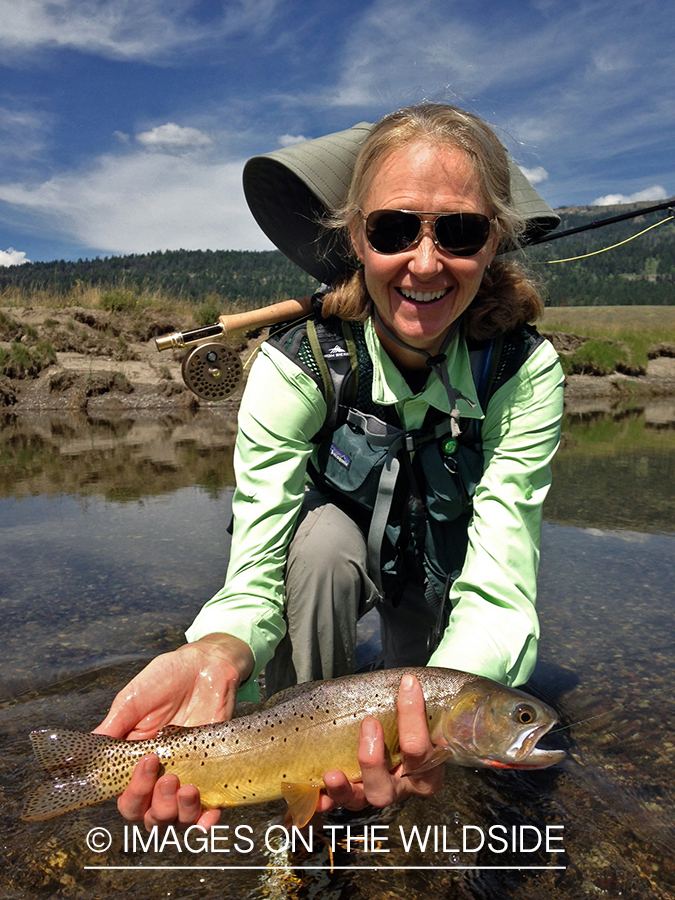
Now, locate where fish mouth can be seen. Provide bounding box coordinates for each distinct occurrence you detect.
[510,720,566,769]
[481,719,566,770]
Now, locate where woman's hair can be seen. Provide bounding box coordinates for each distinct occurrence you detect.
[321,103,544,339]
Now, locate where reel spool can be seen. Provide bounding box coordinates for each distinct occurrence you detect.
[180,342,243,401]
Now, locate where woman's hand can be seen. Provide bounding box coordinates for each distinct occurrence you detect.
[319,673,444,812]
[94,633,254,831]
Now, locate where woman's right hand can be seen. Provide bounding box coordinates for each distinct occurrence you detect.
[94,633,254,831]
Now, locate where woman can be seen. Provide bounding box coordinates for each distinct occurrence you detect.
[96,104,564,830]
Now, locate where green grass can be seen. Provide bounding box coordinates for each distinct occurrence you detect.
[0,339,57,378]
[541,305,675,373]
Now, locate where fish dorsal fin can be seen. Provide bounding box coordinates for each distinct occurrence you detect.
[401,745,455,777]
[281,782,322,827]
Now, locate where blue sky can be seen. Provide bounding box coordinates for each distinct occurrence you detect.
[0,0,673,266]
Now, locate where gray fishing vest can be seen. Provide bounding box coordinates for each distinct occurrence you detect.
[269,312,543,636]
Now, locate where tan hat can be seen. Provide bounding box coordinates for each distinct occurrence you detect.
[243,121,559,283]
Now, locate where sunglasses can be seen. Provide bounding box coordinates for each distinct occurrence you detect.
[363,209,495,257]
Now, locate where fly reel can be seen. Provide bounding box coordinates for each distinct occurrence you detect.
[180,342,243,401]
[155,296,315,402]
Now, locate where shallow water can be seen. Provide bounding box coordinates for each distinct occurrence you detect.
[1,406,673,899]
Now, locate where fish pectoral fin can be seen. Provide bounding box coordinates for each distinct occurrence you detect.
[281,782,322,828]
[402,745,454,777]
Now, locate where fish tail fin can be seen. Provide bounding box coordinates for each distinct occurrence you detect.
[23,729,135,821]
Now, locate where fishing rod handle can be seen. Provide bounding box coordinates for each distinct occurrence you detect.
[155,294,313,352]
[218,294,313,334]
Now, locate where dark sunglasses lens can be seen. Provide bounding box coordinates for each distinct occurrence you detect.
[367,211,421,253]
[435,213,491,256]
[367,211,491,256]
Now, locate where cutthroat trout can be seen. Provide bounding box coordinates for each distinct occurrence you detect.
[23,667,564,826]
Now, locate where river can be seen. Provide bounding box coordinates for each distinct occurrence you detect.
[1,402,673,899]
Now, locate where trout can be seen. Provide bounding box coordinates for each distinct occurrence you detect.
[23,667,565,827]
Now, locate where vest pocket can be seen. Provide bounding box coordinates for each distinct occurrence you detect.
[319,422,390,510]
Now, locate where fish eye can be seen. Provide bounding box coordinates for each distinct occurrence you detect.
[514,704,537,725]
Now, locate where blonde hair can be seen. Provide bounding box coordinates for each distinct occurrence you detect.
[321,103,544,338]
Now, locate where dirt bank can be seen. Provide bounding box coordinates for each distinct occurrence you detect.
[2,305,675,418]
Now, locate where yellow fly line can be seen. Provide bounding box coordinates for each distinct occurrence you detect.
[539,214,675,265]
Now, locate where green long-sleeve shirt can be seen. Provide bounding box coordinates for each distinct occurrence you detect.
[186,317,564,699]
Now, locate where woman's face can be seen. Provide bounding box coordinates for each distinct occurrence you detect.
[350,141,498,365]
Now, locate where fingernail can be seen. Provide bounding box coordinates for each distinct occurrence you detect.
[401,674,415,691]
[143,755,159,776]
[361,718,378,741]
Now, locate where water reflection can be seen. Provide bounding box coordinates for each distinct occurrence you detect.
[0,406,674,899]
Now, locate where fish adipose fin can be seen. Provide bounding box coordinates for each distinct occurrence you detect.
[281,782,322,827]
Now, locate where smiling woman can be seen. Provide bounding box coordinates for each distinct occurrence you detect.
[95,102,565,834]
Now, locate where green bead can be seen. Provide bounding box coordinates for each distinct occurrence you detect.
[442,438,458,456]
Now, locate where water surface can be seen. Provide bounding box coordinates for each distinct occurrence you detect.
[1,405,673,899]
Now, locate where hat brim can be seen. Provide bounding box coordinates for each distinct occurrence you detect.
[243,122,559,284]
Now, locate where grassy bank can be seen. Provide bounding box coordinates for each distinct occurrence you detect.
[0,284,256,325]
[540,305,675,374]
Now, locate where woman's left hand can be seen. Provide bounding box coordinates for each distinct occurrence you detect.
[319,673,444,811]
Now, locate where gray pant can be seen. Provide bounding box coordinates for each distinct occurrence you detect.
[264,490,437,697]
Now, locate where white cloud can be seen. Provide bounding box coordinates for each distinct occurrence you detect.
[592,186,669,206]
[136,123,213,153]
[0,247,30,266]
[0,105,50,165]
[278,134,307,147]
[0,151,273,255]
[518,166,549,185]
[0,0,282,62]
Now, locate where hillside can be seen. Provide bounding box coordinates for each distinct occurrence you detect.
[0,248,319,307]
[0,200,673,308]
[526,201,674,306]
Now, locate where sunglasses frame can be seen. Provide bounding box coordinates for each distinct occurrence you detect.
[363,208,496,257]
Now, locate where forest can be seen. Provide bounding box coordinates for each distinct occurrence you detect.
[1,200,673,308]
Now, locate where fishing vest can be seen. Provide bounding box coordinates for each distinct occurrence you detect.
[269,311,544,642]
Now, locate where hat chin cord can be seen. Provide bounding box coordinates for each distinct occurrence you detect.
[372,308,474,439]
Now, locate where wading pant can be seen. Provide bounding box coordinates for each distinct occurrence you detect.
[264,489,437,698]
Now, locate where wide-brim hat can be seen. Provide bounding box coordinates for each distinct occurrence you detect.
[243,121,560,284]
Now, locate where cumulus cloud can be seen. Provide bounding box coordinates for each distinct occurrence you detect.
[0,248,30,266]
[592,185,668,206]
[278,134,308,147]
[0,150,272,255]
[136,123,213,153]
[518,165,549,185]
